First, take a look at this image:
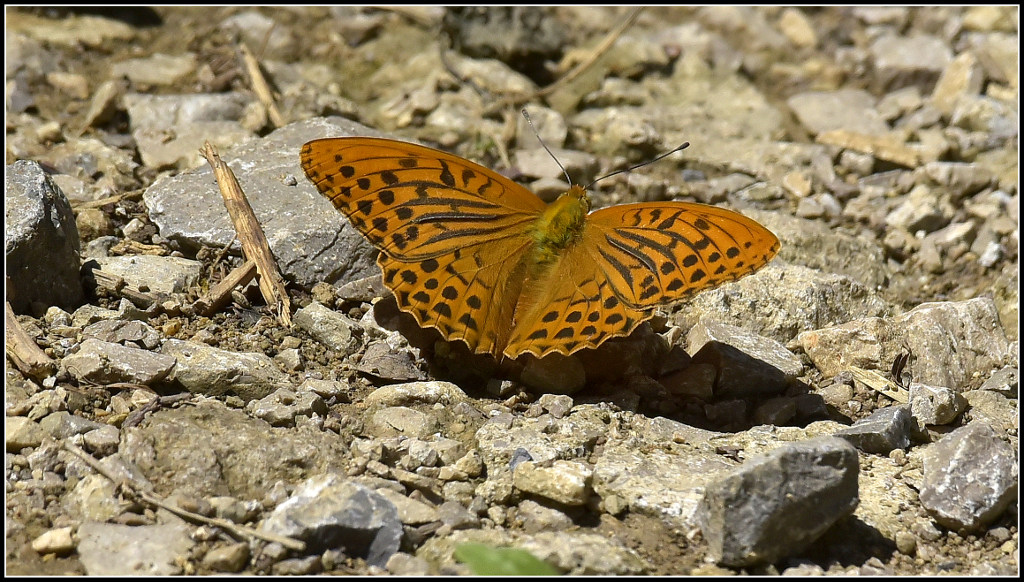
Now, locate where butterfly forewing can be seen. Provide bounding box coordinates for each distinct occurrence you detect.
[584,202,780,309]
[300,138,546,261]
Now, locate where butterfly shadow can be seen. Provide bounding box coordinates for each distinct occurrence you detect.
[648,340,826,433]
[370,294,825,431]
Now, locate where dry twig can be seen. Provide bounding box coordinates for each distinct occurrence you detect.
[192,258,258,317]
[848,366,910,403]
[5,300,56,379]
[239,42,285,129]
[479,7,644,115]
[64,442,306,551]
[199,143,292,327]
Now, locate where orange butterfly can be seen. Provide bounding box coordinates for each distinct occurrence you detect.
[300,137,779,359]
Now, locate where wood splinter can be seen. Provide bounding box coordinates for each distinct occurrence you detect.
[198,143,292,327]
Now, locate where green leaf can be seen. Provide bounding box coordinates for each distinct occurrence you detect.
[454,542,561,576]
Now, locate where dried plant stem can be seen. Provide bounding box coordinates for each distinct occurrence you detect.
[200,143,292,327]
[64,442,306,552]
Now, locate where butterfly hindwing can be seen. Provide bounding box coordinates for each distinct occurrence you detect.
[585,202,780,308]
[504,246,649,358]
[378,236,533,356]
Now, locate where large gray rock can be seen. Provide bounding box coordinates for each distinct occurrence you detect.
[919,422,1018,531]
[696,437,860,567]
[77,521,195,576]
[5,160,84,312]
[261,475,402,568]
[142,116,386,290]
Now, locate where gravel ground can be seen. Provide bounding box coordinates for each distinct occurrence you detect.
[5,6,1018,576]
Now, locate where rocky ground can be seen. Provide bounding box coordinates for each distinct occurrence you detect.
[4,6,1019,576]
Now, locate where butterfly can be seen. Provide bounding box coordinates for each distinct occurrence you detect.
[300,137,779,360]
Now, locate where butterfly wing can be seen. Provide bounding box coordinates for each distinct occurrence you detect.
[503,246,651,358]
[301,138,546,260]
[585,202,779,307]
[504,201,779,358]
[300,137,547,356]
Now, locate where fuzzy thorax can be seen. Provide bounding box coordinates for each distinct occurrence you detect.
[528,185,591,265]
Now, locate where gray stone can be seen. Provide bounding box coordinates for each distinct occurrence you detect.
[201,541,250,573]
[82,319,162,350]
[696,437,860,567]
[82,424,121,456]
[367,407,439,439]
[678,262,891,346]
[219,10,294,55]
[687,319,803,399]
[90,255,202,295]
[5,416,47,452]
[355,340,427,382]
[298,378,352,402]
[209,496,260,524]
[386,552,432,576]
[899,298,1011,390]
[11,12,134,48]
[963,390,1017,436]
[537,394,573,419]
[110,52,196,86]
[62,338,176,386]
[787,89,890,136]
[950,95,1018,139]
[374,488,440,525]
[475,406,611,498]
[5,160,84,313]
[65,473,122,521]
[77,521,195,576]
[512,499,574,533]
[834,405,913,454]
[30,526,76,556]
[248,387,328,427]
[513,460,593,506]
[437,500,479,530]
[271,556,321,575]
[512,147,598,182]
[920,161,995,200]
[38,411,106,439]
[919,422,1018,531]
[294,301,361,357]
[909,382,967,426]
[363,381,468,408]
[160,338,288,401]
[592,440,732,529]
[262,475,401,568]
[142,117,384,289]
[870,34,952,91]
[124,92,256,169]
[885,184,955,234]
[71,298,147,328]
[800,297,1011,389]
[120,402,350,500]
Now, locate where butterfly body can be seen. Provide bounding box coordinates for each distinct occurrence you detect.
[529,185,590,265]
[300,137,779,360]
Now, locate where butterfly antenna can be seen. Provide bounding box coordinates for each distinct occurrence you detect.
[522,108,574,186]
[585,142,690,190]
